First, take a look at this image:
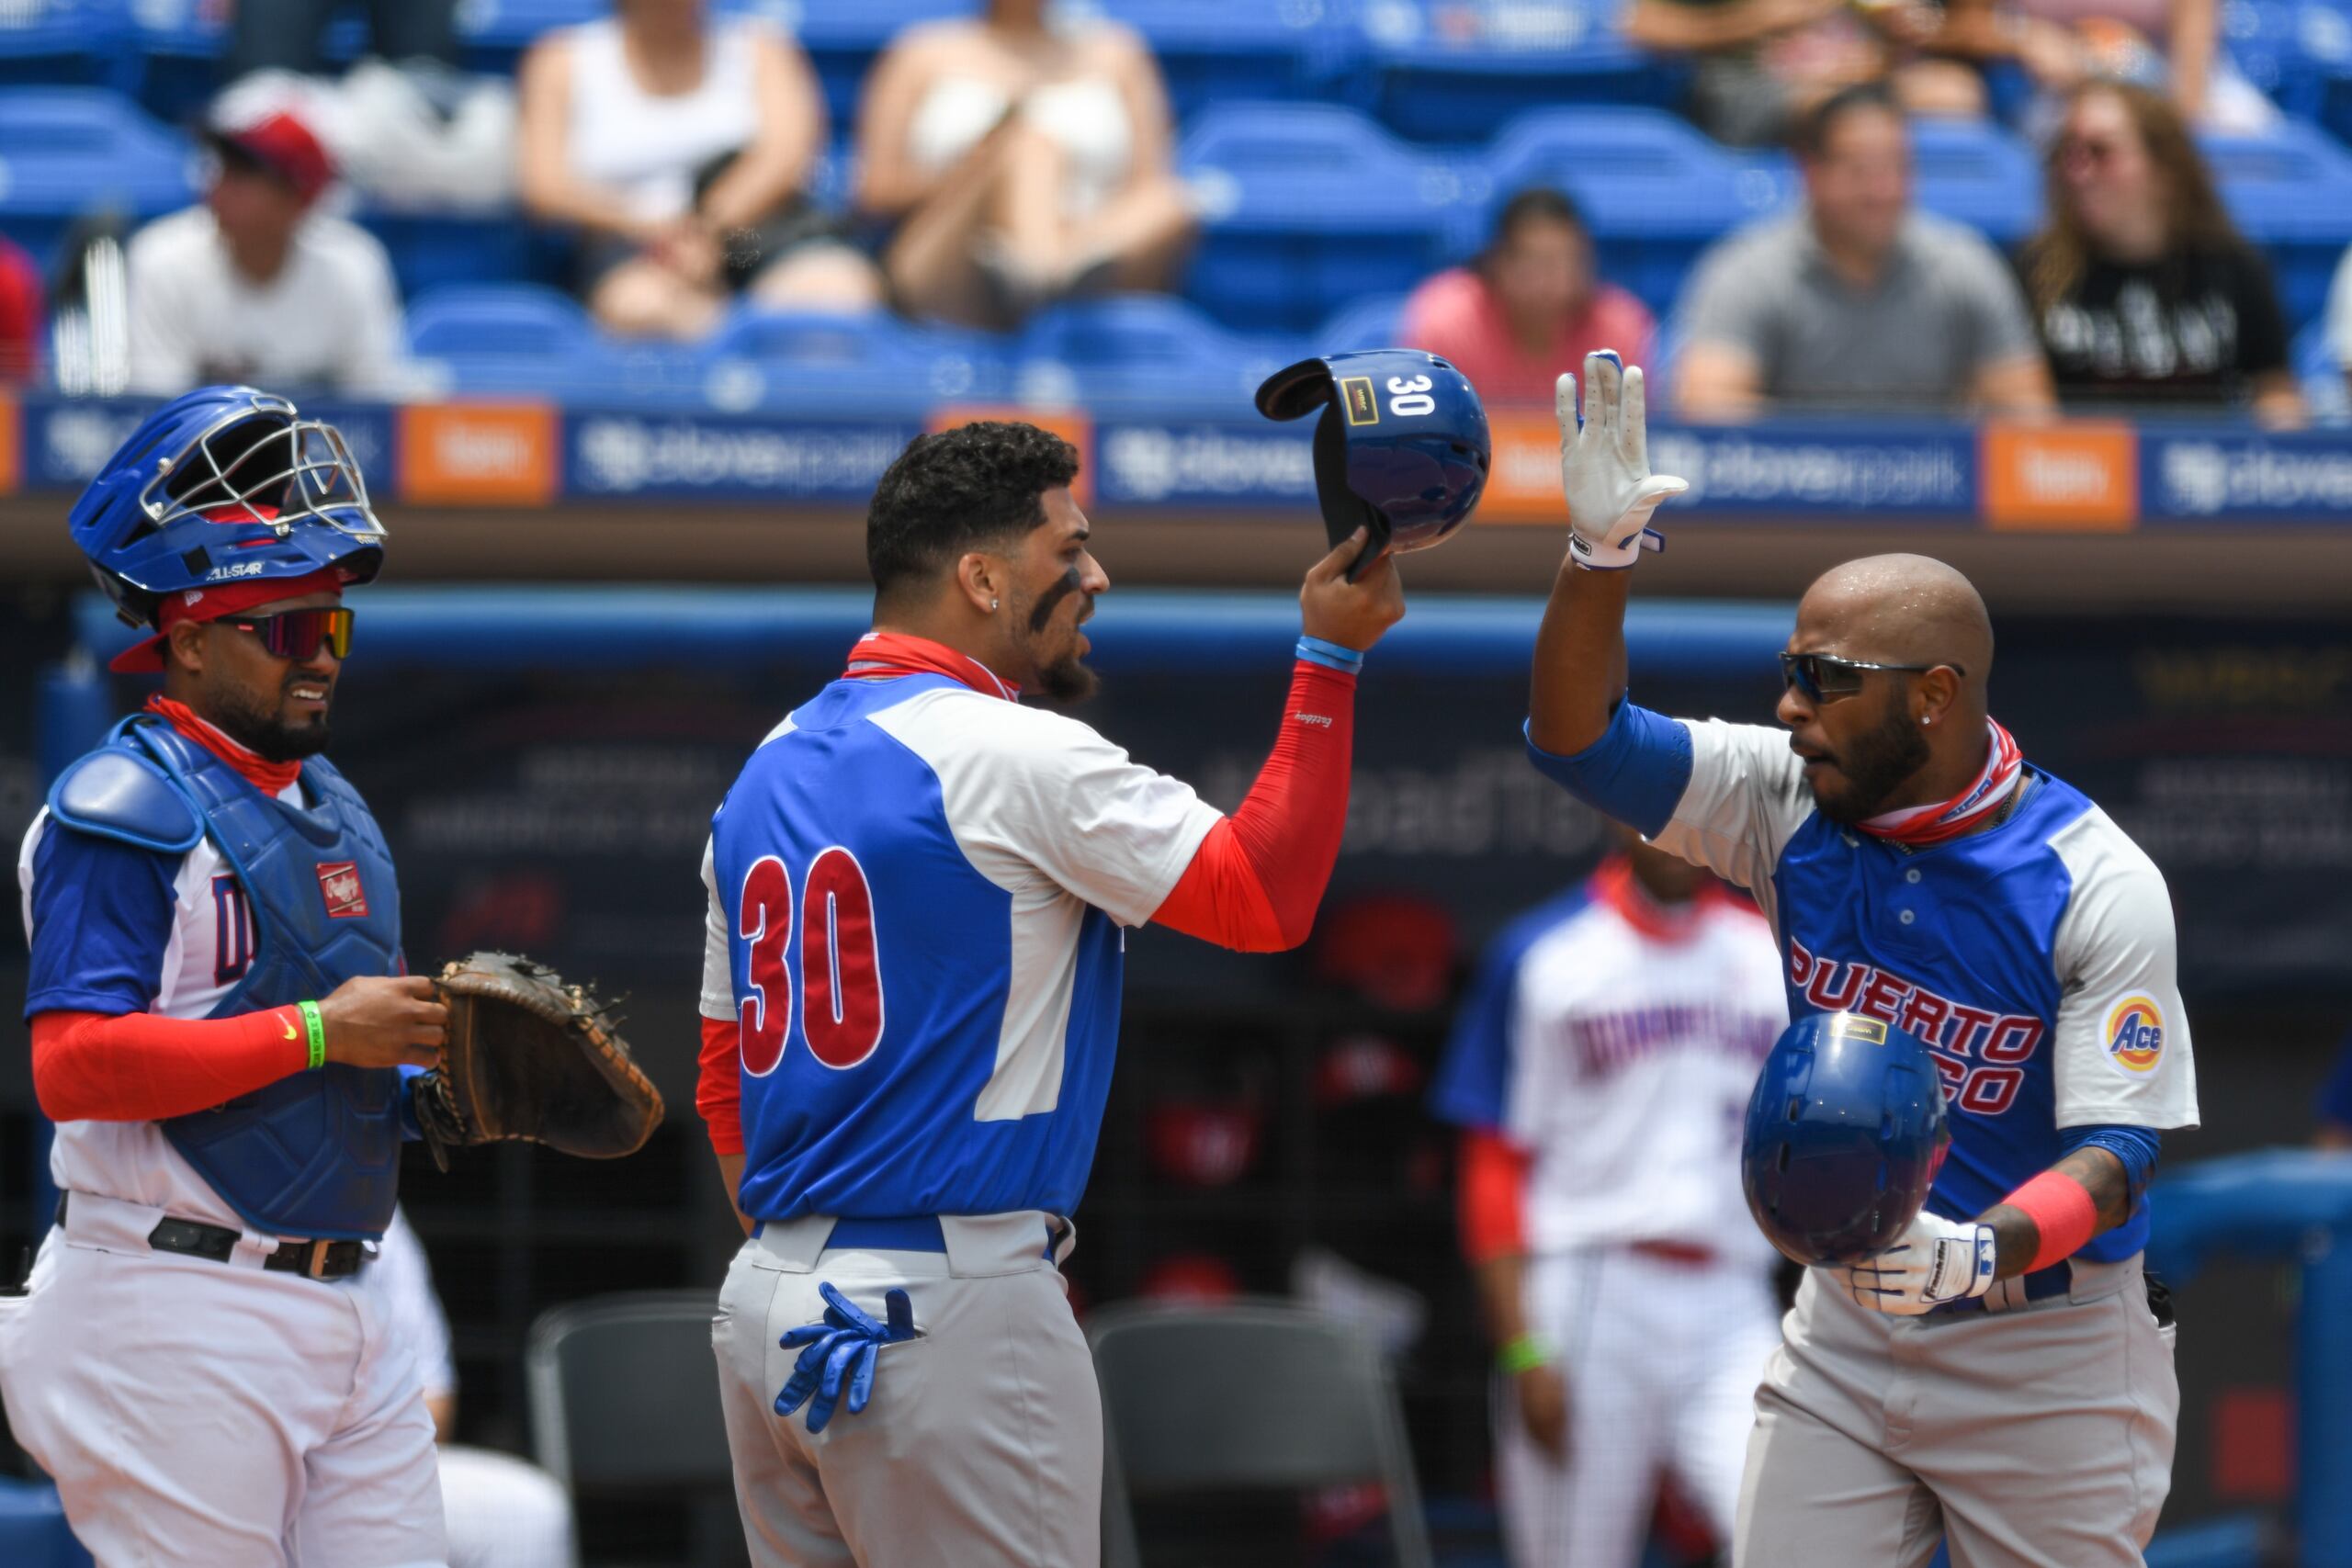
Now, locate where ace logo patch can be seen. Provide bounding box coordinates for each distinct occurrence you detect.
[317,862,369,919]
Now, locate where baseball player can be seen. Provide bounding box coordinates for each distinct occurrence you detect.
[366,1207,578,1568]
[1522,352,2197,1567]
[0,386,451,1566]
[697,404,1452,1566]
[1431,830,1788,1567]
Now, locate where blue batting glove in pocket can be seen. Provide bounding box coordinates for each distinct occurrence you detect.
[775,1281,919,1433]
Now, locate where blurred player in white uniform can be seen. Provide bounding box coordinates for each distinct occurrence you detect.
[366,1208,578,1568]
[1433,833,1787,1566]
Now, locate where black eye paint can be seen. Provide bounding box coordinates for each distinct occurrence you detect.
[1028,566,1083,633]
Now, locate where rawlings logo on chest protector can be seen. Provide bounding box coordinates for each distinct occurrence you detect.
[317,861,369,919]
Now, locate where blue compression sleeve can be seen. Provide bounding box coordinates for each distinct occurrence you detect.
[1522,699,1694,840]
[2061,1124,2161,1207]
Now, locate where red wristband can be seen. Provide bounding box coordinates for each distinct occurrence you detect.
[2005,1170,2099,1272]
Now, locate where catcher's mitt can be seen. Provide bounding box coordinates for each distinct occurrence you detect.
[415,951,663,1171]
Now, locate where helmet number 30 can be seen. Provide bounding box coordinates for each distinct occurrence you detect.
[737,850,887,1075]
[1386,375,1436,417]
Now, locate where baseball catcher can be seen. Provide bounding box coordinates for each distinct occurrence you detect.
[416,951,663,1169]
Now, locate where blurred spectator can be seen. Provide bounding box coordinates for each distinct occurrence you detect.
[126,107,405,397]
[2002,0,2278,132]
[1399,189,1656,408]
[368,1208,578,1568]
[0,234,41,386]
[1674,85,2055,419]
[2325,243,2352,405]
[516,0,881,341]
[223,0,459,83]
[854,0,1196,330]
[2019,82,2304,423]
[1623,0,1986,148]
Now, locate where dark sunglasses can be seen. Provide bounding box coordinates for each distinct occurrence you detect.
[1780,651,1961,703]
[221,606,354,662]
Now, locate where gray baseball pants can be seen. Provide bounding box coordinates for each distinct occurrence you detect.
[1734,1253,2178,1568]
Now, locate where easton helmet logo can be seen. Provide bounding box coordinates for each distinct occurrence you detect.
[2105,997,2165,1074]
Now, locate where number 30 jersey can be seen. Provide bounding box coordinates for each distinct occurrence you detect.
[701,671,1221,1223]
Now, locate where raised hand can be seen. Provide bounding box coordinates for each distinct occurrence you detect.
[1299,527,1406,652]
[1557,350,1689,571]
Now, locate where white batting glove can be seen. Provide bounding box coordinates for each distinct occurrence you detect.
[1830,1213,1997,1316]
[1557,350,1689,571]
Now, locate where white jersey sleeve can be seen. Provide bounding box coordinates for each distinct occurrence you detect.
[698,835,733,1023]
[1648,719,1814,929]
[872,691,1223,928]
[2048,808,2199,1130]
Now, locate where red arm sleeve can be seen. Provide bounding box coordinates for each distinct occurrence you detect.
[30,1007,311,1123]
[698,1015,745,1156]
[1150,660,1356,953]
[1459,1128,1532,1264]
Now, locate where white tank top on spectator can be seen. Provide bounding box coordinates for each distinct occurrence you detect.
[907,74,1132,218]
[564,16,765,223]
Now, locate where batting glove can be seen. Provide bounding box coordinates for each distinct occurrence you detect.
[775,1280,920,1433]
[1557,350,1689,571]
[1831,1213,1997,1316]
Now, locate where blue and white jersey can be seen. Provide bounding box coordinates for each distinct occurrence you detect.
[1552,715,2199,1263]
[1430,865,1788,1257]
[701,672,1221,1223]
[18,777,307,1233]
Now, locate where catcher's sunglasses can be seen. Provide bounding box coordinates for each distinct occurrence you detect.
[221,606,354,662]
[1780,651,1962,704]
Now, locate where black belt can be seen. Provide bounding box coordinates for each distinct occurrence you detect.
[56,1192,368,1280]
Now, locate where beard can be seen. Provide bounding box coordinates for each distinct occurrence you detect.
[210,680,333,762]
[1809,693,1930,825]
[1033,653,1098,706]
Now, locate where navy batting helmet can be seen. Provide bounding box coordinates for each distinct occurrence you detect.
[69,385,385,645]
[1255,348,1490,580]
[1741,1011,1951,1266]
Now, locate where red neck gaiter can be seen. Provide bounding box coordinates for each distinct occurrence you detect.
[147,695,301,795]
[842,632,1021,703]
[1857,719,2024,848]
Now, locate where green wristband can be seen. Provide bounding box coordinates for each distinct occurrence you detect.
[1498,1334,1558,1375]
[297,1000,326,1071]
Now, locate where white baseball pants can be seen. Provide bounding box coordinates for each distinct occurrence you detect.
[0,1192,446,1567]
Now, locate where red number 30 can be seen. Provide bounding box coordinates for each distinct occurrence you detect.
[737,850,885,1076]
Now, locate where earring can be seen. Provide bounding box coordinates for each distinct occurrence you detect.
[990,599,1000,611]
[1922,715,1933,726]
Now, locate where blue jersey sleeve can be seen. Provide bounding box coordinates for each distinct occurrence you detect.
[24,819,178,1020]
[2320,1030,2352,1132]
[1523,699,1694,840]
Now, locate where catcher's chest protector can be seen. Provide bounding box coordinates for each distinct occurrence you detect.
[110,718,410,1240]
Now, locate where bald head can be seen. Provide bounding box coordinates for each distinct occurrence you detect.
[1796,554,1992,713]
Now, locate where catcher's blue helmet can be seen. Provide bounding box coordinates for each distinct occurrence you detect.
[1255,348,1490,579]
[1741,1010,1951,1266]
[69,385,386,637]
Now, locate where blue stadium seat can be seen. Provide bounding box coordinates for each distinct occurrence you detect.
[2221,0,2351,122]
[2199,119,2352,332]
[1479,107,1781,321]
[1095,0,1358,121]
[1179,102,1466,334]
[0,87,196,269]
[1356,0,1687,142]
[454,0,604,67]
[2293,319,2348,424]
[405,283,702,406]
[0,0,135,93]
[0,1476,93,1568]
[1013,292,1295,416]
[364,211,544,302]
[701,306,1012,413]
[1313,291,1410,354]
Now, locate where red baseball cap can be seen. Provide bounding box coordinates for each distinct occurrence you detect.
[207,108,335,206]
